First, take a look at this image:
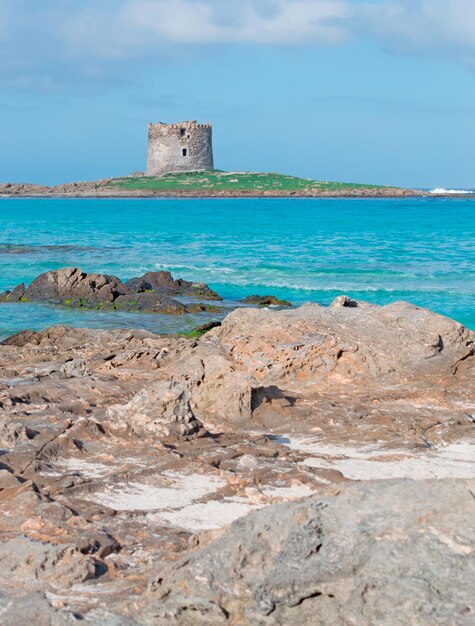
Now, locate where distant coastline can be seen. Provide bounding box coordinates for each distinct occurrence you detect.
[0,170,432,198]
[2,172,472,199]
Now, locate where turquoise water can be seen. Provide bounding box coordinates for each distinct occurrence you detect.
[0,196,474,339]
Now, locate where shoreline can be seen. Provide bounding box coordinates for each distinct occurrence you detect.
[1,187,474,199]
[1,173,474,198]
[2,189,472,199]
[0,177,432,199]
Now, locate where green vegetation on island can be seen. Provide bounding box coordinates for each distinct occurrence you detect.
[107,170,393,194]
[0,169,416,197]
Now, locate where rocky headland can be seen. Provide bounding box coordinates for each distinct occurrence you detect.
[0,295,474,624]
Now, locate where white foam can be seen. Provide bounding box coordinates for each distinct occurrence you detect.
[153,262,234,275]
[430,188,474,195]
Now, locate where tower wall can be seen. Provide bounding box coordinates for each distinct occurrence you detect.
[146,121,214,175]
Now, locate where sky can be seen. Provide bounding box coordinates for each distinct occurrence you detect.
[1,0,475,188]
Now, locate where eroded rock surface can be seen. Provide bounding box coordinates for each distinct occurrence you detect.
[0,300,474,623]
[146,478,475,625]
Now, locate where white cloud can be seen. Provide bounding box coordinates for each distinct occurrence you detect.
[2,0,475,91]
[61,0,349,59]
[357,0,475,61]
[150,0,347,44]
[62,0,475,52]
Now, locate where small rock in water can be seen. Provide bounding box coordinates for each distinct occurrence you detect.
[331,294,358,307]
[0,266,223,315]
[241,294,292,307]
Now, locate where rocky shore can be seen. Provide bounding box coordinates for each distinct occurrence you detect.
[0,178,425,198]
[0,268,296,319]
[0,297,474,624]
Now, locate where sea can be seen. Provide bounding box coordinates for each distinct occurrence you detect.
[0,196,474,340]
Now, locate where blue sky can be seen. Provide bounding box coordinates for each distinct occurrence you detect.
[1,0,475,187]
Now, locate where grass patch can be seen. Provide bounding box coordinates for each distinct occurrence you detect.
[107,171,394,194]
[179,321,221,340]
[179,329,209,340]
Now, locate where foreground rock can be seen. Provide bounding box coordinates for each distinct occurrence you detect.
[147,478,475,625]
[0,299,474,621]
[0,266,222,314]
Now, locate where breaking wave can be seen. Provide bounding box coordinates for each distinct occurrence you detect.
[430,188,474,195]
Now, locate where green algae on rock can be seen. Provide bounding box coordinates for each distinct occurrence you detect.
[0,267,222,316]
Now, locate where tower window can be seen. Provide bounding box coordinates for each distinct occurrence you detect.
[180,128,186,137]
[182,149,188,157]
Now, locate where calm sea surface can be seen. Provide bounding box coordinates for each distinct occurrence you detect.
[0,196,474,339]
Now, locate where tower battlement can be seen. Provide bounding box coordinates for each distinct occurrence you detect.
[146,120,214,175]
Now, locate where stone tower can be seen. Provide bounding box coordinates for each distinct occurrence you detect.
[146,120,214,176]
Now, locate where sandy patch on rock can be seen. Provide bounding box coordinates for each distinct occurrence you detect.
[83,470,319,532]
[84,472,225,512]
[149,499,261,532]
[276,437,475,480]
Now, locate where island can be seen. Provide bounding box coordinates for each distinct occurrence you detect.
[0,118,459,198]
[0,170,424,198]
